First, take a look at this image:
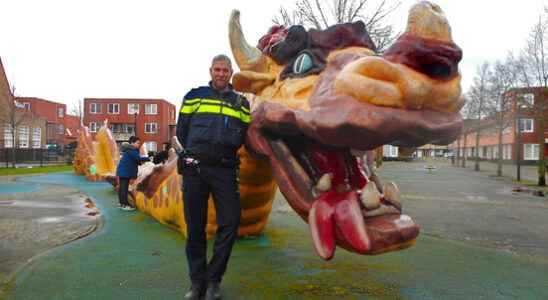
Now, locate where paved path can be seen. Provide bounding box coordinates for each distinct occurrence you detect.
[2,166,548,299]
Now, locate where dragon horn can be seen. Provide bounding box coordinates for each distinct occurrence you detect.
[229,10,266,71]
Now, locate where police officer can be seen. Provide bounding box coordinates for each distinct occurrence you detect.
[177,54,250,300]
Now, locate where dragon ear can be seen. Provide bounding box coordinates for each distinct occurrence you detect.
[232,71,276,94]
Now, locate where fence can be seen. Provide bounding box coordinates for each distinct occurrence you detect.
[0,148,75,167]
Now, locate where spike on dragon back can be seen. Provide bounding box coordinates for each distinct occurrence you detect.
[74,1,462,260]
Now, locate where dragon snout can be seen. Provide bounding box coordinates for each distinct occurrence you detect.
[333,56,463,114]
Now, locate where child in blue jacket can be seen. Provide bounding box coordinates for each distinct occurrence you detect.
[116,136,150,211]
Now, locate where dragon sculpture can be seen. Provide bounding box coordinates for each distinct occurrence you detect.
[74,1,463,260]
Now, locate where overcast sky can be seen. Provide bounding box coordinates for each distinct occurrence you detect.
[0,0,546,112]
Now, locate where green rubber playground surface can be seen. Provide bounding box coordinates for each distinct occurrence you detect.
[5,173,548,299]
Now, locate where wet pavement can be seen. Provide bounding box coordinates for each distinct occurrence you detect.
[0,175,101,299]
[1,162,548,299]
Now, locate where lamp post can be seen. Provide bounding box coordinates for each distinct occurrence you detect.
[134,112,138,137]
[516,98,521,182]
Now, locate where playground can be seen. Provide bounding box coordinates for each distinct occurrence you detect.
[2,161,548,299]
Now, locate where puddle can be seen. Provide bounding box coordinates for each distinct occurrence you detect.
[35,216,65,223]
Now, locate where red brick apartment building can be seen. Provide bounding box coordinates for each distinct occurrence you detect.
[83,98,177,153]
[450,87,548,163]
[1,57,79,150]
[14,97,80,146]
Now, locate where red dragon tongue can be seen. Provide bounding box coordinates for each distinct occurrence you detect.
[334,190,371,253]
[308,190,371,260]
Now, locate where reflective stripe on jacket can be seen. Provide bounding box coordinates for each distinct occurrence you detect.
[176,84,250,163]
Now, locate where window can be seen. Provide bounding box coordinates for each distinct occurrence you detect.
[89,122,97,133]
[145,103,157,115]
[110,123,123,133]
[58,107,64,117]
[524,144,539,160]
[144,141,157,153]
[108,103,120,114]
[128,103,139,114]
[382,145,398,158]
[518,118,534,133]
[90,103,101,114]
[124,124,135,134]
[24,102,31,110]
[56,124,64,134]
[18,126,29,148]
[520,93,534,107]
[32,127,41,149]
[503,144,512,160]
[3,125,13,148]
[145,123,157,134]
[171,108,175,120]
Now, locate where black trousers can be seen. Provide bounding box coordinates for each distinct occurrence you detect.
[118,177,131,206]
[181,164,241,285]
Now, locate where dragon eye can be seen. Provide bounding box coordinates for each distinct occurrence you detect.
[293,53,313,74]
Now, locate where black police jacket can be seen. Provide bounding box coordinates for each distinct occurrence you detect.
[176,82,250,165]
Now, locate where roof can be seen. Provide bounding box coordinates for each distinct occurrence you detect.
[0,57,13,103]
[15,96,66,106]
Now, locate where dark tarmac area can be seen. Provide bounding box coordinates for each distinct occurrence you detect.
[376,160,548,262]
[1,162,548,299]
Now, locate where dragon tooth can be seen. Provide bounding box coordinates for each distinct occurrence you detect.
[360,182,381,210]
[383,181,402,211]
[316,173,332,192]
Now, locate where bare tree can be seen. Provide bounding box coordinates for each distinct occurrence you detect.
[459,96,475,168]
[0,85,33,167]
[487,56,517,177]
[273,0,400,51]
[512,14,548,186]
[70,99,84,125]
[467,62,492,172]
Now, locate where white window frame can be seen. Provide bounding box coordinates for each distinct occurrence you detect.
[90,103,101,114]
[144,122,157,134]
[128,103,139,114]
[32,127,41,149]
[124,124,135,134]
[108,103,120,114]
[524,143,539,160]
[4,124,13,148]
[58,107,64,118]
[56,124,64,134]
[382,145,398,158]
[89,122,97,133]
[519,118,534,133]
[145,103,157,115]
[18,125,29,148]
[144,141,157,153]
[521,93,534,107]
[503,144,511,160]
[23,102,31,110]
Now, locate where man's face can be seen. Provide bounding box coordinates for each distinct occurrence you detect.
[210,60,233,90]
[132,140,142,149]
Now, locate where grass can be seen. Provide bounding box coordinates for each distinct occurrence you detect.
[0,165,73,176]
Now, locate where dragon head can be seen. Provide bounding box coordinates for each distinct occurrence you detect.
[229,1,463,260]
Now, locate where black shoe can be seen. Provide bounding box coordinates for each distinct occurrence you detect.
[183,284,203,300]
[204,282,221,300]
